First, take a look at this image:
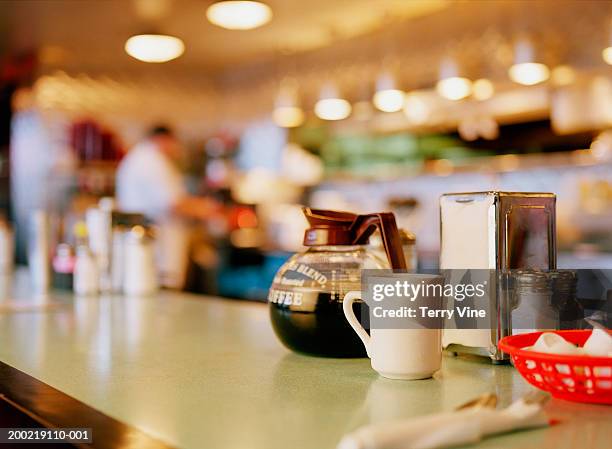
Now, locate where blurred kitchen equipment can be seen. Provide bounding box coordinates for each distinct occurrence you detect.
[400,230,417,272]
[268,208,406,357]
[440,191,556,362]
[86,202,112,292]
[111,226,125,292]
[74,244,99,296]
[0,218,14,274]
[110,212,146,293]
[123,225,158,296]
[370,229,417,272]
[28,210,51,295]
[388,197,421,234]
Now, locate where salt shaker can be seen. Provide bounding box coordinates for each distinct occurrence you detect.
[123,226,158,296]
[74,245,99,296]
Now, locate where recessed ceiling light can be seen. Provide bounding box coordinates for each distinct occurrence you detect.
[436,57,472,100]
[603,46,612,65]
[373,73,405,112]
[509,62,550,86]
[508,38,549,85]
[315,98,351,121]
[315,84,351,121]
[373,89,405,112]
[125,34,184,63]
[436,77,472,101]
[273,79,304,127]
[273,107,304,128]
[206,1,272,30]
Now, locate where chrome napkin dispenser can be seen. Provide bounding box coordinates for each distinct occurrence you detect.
[439,191,556,362]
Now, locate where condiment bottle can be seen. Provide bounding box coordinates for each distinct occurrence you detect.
[52,243,75,290]
[123,225,158,296]
[74,245,99,296]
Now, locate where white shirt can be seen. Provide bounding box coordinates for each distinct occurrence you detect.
[116,140,190,288]
[116,141,186,220]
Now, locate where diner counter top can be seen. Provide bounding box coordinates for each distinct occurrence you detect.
[0,271,610,449]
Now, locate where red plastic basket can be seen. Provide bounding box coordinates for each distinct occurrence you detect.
[499,330,612,405]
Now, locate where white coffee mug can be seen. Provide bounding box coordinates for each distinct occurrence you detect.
[343,290,442,380]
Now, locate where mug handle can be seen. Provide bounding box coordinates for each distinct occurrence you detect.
[343,291,371,357]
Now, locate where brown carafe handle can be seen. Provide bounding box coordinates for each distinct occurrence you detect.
[350,213,407,270]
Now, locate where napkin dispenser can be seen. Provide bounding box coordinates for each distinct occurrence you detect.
[439,191,556,362]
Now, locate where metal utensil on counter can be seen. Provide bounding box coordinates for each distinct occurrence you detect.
[337,390,550,449]
[454,392,498,411]
[520,389,551,406]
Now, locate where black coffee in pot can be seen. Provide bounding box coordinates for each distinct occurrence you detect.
[269,291,368,358]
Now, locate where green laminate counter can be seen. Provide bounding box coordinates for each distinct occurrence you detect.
[0,271,610,449]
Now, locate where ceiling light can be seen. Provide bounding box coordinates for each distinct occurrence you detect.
[437,77,471,101]
[436,58,472,100]
[273,79,304,128]
[603,47,612,65]
[508,38,549,85]
[472,79,494,101]
[273,107,304,128]
[509,63,549,86]
[373,89,405,112]
[206,1,272,30]
[603,28,612,65]
[372,72,405,112]
[315,99,351,121]
[314,84,351,121]
[125,34,184,63]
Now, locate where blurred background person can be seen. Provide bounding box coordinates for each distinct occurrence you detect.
[116,125,221,289]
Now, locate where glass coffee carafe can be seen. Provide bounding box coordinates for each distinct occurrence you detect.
[268,208,406,357]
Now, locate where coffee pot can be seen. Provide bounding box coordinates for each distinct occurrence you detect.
[268,208,406,357]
